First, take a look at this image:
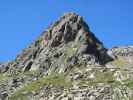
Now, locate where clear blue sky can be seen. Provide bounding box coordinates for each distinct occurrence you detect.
[0,0,133,62]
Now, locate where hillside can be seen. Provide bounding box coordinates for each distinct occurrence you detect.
[0,12,133,100]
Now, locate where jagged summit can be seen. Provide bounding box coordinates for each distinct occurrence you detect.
[43,12,112,62]
[35,13,108,57]
[42,12,103,50]
[12,12,112,72]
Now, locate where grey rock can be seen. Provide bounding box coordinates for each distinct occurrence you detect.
[111,46,133,57]
[0,62,9,73]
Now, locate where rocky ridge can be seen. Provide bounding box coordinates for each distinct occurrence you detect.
[0,12,133,100]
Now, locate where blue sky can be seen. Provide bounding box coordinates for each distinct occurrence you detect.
[0,0,133,61]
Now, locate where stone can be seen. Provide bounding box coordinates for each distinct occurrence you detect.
[0,62,9,73]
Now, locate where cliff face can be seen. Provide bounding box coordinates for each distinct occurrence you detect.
[0,13,133,100]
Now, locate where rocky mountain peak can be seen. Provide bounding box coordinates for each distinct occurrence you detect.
[13,13,112,72]
[36,12,112,64]
[0,12,133,100]
[42,12,103,49]
[35,13,107,57]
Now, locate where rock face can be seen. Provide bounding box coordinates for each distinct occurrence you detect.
[13,13,111,72]
[0,12,133,100]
